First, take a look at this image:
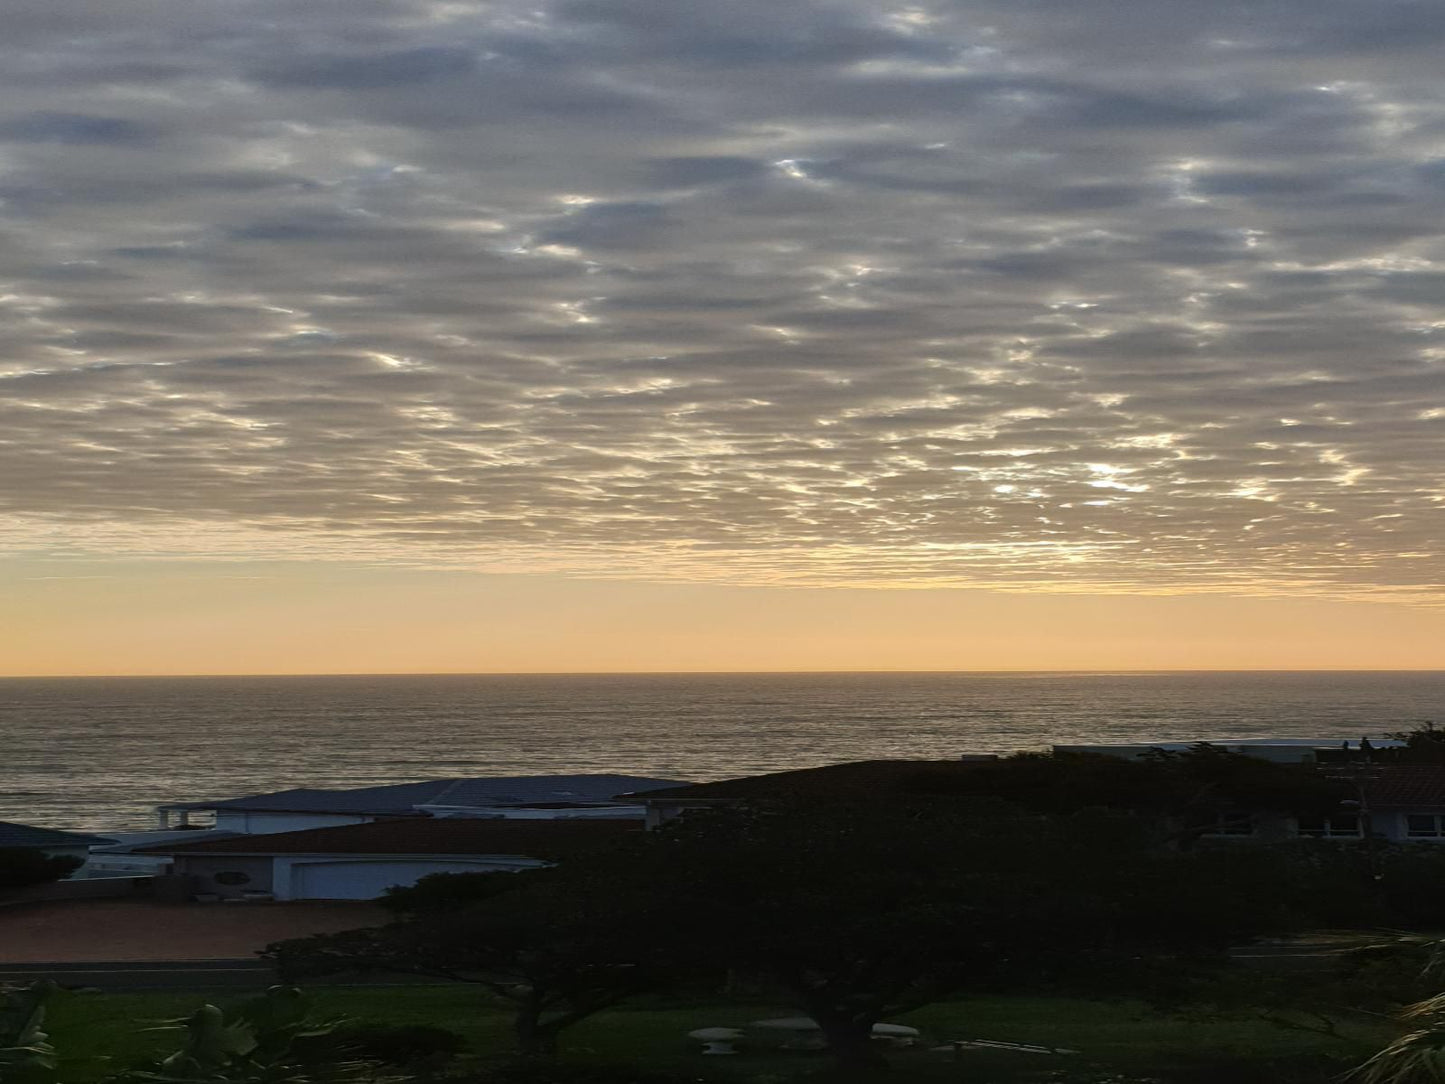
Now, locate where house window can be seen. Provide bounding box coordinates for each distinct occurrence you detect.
[1296,814,1361,839]
[214,871,252,886]
[1407,815,1445,839]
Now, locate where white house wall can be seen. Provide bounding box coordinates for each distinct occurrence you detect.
[177,855,277,898]
[212,811,376,835]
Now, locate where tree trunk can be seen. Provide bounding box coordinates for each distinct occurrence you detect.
[512,996,559,1059]
[811,1008,889,1073]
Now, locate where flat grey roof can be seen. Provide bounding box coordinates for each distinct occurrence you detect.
[164,774,694,816]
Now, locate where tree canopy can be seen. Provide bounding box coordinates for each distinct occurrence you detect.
[273,796,1298,1069]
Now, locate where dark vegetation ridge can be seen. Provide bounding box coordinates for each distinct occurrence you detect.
[14,735,1445,1083]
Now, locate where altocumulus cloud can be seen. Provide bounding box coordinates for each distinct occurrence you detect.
[0,0,1442,598]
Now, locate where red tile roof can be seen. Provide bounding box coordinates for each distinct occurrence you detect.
[1332,765,1445,807]
[137,817,641,857]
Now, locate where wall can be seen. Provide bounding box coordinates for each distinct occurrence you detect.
[175,855,276,899]
[1373,807,1445,842]
[212,811,375,835]
[80,853,174,878]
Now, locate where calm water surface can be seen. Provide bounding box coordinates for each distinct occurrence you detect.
[2,671,1442,830]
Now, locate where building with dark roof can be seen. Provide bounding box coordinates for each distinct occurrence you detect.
[158,774,692,834]
[1322,765,1445,842]
[0,820,116,865]
[138,818,639,901]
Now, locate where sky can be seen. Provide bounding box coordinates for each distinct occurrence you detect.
[2,0,1443,675]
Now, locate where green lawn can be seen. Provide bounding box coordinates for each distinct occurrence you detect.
[42,985,1397,1083]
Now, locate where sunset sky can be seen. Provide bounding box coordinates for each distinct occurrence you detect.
[3,0,1443,675]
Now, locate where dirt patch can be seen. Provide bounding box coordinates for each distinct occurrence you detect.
[0,898,388,962]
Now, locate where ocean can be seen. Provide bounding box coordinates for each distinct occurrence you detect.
[2,671,1443,832]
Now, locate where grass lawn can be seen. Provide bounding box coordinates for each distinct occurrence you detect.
[42,985,1397,1083]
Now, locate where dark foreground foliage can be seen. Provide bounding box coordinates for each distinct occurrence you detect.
[0,849,83,892]
[273,796,1308,1070]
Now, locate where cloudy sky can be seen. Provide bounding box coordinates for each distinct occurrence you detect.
[3,0,1443,673]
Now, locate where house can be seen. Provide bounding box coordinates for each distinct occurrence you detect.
[156,774,691,834]
[1316,764,1445,843]
[83,829,247,878]
[0,820,117,872]
[155,779,461,833]
[136,817,641,900]
[1051,740,1445,841]
[1158,766,1445,843]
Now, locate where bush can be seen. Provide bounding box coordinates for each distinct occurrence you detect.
[0,850,82,891]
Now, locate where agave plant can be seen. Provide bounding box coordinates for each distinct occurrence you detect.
[1354,991,1445,1084]
[115,986,398,1084]
[0,981,60,1084]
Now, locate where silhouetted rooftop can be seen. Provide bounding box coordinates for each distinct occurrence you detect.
[0,820,116,849]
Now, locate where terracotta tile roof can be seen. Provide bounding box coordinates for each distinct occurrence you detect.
[137,817,641,858]
[1331,765,1445,807]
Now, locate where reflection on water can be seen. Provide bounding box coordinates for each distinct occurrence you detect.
[2,671,1441,831]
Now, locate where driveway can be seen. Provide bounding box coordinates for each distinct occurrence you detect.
[0,898,389,963]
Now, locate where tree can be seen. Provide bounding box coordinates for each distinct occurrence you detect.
[1382,724,1445,764]
[925,745,1348,842]
[617,799,1293,1070]
[274,799,1299,1072]
[0,850,82,892]
[269,867,681,1060]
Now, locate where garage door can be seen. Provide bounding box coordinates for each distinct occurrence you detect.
[290,860,510,900]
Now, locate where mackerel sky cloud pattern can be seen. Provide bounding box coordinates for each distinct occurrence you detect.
[1,0,1443,597]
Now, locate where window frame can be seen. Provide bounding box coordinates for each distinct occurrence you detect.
[1406,813,1445,839]
[1295,813,1362,839]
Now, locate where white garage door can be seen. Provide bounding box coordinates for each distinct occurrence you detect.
[290,860,510,900]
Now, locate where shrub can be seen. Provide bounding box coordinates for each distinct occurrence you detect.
[0,850,82,891]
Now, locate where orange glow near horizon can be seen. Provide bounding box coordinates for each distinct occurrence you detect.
[5,559,1443,677]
